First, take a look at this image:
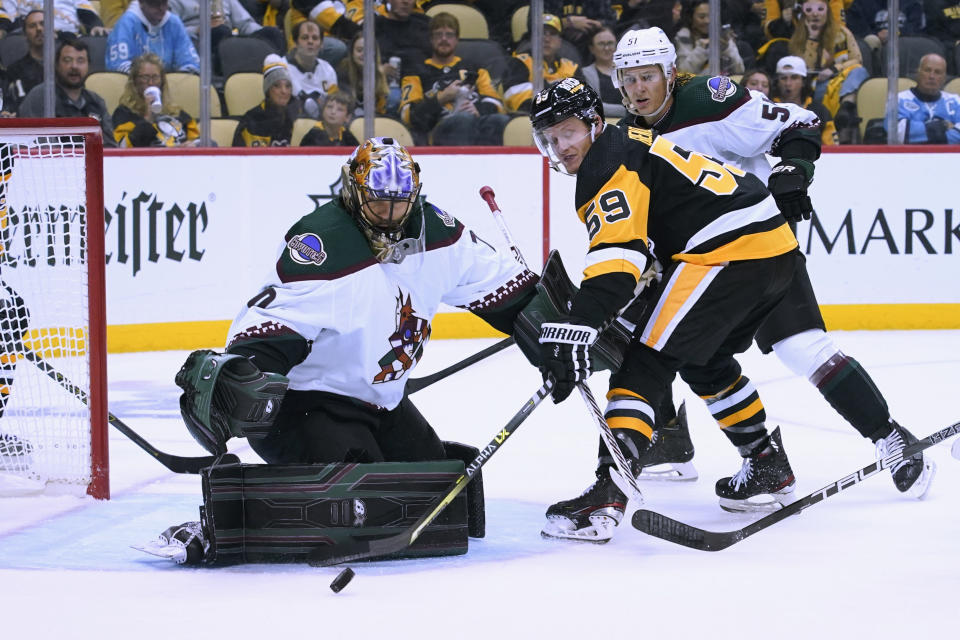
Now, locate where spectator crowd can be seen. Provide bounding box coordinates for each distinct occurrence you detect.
[0,0,957,146]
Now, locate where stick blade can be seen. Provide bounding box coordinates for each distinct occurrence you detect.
[632,509,739,552]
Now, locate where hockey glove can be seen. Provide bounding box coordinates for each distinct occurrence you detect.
[538,320,598,403]
[767,158,815,222]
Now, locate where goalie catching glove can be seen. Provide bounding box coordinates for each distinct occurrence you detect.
[539,320,598,403]
[767,158,815,222]
[175,350,289,456]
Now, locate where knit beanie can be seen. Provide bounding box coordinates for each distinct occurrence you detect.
[262,54,292,95]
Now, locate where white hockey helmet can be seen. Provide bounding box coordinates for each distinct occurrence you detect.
[612,27,677,116]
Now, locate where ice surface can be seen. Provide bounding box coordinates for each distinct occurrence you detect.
[1,331,958,639]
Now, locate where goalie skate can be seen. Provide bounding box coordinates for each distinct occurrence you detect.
[541,468,626,544]
[637,402,698,481]
[132,521,210,565]
[716,427,797,513]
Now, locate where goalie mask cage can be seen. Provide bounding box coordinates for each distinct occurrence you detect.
[0,119,108,499]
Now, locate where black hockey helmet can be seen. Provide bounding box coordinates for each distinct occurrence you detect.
[530,77,605,133]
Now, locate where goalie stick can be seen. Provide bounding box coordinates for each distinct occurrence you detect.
[22,349,238,474]
[632,420,960,551]
[480,186,645,504]
[406,336,515,394]
[307,380,553,566]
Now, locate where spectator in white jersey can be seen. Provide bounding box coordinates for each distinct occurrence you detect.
[0,0,106,39]
[284,19,338,119]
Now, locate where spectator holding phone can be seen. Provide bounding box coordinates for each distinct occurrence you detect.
[400,12,508,146]
[675,1,745,75]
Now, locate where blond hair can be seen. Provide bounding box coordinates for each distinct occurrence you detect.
[118,54,183,117]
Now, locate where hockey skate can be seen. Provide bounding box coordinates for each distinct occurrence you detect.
[541,467,627,544]
[715,427,796,513]
[132,521,211,565]
[876,422,937,499]
[637,402,698,481]
[0,433,32,457]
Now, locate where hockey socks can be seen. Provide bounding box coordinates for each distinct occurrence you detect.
[809,353,891,440]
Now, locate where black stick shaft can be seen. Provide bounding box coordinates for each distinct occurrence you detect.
[22,349,236,474]
[633,421,960,551]
[406,336,514,394]
[308,380,553,566]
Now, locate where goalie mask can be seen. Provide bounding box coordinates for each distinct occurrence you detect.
[612,27,677,118]
[175,350,289,456]
[342,137,423,262]
[530,78,604,175]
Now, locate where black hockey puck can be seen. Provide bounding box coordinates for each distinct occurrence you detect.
[330,567,355,593]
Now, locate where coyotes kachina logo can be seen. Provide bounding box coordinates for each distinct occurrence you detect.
[373,289,431,383]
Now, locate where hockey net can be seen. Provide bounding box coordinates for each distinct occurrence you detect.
[0,119,108,499]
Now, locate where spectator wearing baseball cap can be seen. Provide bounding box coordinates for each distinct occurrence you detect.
[502,13,586,113]
[773,55,837,145]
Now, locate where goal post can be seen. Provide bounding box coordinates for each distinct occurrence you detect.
[0,118,108,499]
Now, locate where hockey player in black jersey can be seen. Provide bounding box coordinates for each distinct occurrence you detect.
[608,27,935,502]
[530,79,803,542]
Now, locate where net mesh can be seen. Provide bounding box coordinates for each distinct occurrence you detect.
[0,134,93,495]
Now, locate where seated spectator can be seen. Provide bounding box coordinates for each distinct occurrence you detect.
[18,39,115,145]
[845,1,924,40]
[503,13,584,113]
[107,0,200,73]
[726,0,768,54]
[290,0,360,42]
[233,54,297,146]
[581,25,625,118]
[336,33,392,117]
[112,52,199,146]
[300,92,358,146]
[772,55,837,145]
[761,0,867,128]
[762,0,846,39]
[0,0,107,38]
[285,19,338,119]
[615,0,682,39]
[400,12,508,146]
[544,0,617,56]
[889,53,960,144]
[674,1,745,76]
[740,67,772,97]
[4,10,44,114]
[860,9,907,55]
[374,0,430,86]
[168,0,285,73]
[101,0,132,28]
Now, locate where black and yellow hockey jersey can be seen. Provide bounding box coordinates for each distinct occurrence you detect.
[232,102,298,147]
[112,105,200,147]
[569,123,797,327]
[400,56,504,134]
[502,53,583,113]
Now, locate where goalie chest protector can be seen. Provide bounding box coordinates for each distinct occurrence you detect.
[200,460,470,564]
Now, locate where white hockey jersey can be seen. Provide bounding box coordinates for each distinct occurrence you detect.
[227,197,535,410]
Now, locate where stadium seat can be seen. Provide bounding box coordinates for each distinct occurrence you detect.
[455,39,509,85]
[166,72,222,117]
[292,117,318,146]
[944,77,960,95]
[0,34,26,68]
[208,118,239,147]
[219,37,278,78]
[511,6,529,44]
[80,35,108,73]
[224,72,264,116]
[348,117,414,147]
[880,37,946,77]
[856,37,878,77]
[84,71,128,115]
[426,3,490,39]
[855,77,913,137]
[502,116,532,146]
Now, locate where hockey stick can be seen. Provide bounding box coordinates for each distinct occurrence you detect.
[307,380,553,566]
[406,336,515,395]
[480,186,645,503]
[21,349,238,474]
[632,421,960,551]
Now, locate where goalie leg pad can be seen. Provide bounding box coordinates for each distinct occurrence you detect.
[200,460,471,565]
[443,440,486,538]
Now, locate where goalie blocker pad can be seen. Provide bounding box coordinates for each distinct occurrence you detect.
[514,250,632,372]
[198,441,485,565]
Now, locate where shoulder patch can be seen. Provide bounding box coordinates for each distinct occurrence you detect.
[433,205,455,227]
[902,100,920,112]
[706,76,737,102]
[287,233,327,265]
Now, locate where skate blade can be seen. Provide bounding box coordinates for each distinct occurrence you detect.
[131,539,187,562]
[540,515,616,544]
[902,458,937,500]
[638,461,699,482]
[718,486,797,514]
